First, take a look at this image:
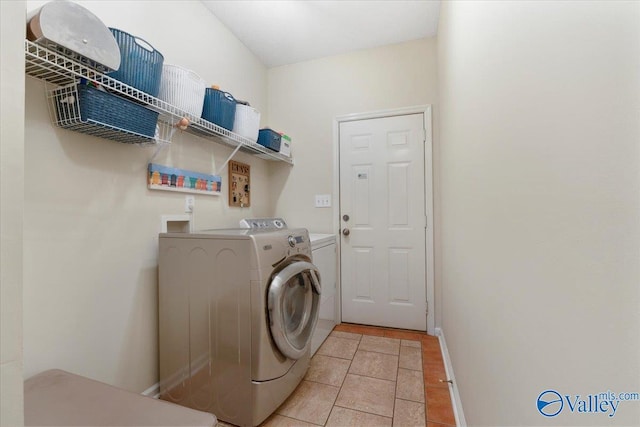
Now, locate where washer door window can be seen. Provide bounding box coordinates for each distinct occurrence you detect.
[268,261,321,360]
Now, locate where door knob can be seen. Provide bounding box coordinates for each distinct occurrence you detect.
[342,228,350,236]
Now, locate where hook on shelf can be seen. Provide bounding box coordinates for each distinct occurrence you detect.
[166,117,190,141]
[147,119,185,164]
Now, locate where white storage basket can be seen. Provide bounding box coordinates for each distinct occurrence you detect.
[233,104,261,143]
[157,64,206,118]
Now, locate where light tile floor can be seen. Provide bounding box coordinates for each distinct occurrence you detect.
[220,323,456,427]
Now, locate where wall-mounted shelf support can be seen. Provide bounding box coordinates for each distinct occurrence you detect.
[148,140,169,164]
[218,144,243,175]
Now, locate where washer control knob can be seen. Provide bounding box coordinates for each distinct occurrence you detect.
[288,236,296,247]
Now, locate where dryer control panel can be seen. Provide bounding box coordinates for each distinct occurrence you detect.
[253,228,311,263]
[240,217,287,230]
[283,230,311,257]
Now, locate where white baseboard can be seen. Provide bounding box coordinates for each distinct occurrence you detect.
[435,327,467,427]
[142,382,160,399]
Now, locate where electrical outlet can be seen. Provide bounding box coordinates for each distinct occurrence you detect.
[314,194,331,208]
[185,195,194,213]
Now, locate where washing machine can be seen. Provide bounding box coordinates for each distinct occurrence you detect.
[158,222,320,427]
[238,221,336,355]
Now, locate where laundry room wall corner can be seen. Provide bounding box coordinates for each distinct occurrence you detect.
[1,0,26,425]
[23,0,271,394]
[268,38,438,233]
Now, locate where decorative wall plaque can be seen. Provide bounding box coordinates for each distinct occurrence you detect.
[229,160,250,207]
[148,163,221,195]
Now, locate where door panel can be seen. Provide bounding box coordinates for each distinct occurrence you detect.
[389,248,410,302]
[354,247,374,300]
[388,162,410,226]
[340,113,426,331]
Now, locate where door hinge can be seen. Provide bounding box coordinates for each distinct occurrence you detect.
[424,215,428,229]
[426,300,429,316]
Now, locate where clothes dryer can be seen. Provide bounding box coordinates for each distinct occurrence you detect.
[158,227,320,427]
[309,234,337,355]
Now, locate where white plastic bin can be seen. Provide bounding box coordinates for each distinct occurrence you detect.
[158,64,206,118]
[233,104,260,143]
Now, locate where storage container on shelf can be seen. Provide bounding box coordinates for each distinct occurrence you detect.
[232,101,260,143]
[26,1,121,73]
[157,64,206,118]
[108,28,164,97]
[279,134,292,157]
[257,129,282,152]
[52,81,159,142]
[201,86,236,131]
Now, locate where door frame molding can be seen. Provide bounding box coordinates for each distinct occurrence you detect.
[332,105,435,334]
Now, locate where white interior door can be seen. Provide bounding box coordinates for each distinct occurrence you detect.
[339,113,427,331]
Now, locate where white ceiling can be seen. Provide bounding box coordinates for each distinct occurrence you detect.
[201,0,441,68]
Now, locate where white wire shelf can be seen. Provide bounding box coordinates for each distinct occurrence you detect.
[187,119,293,162]
[25,40,293,164]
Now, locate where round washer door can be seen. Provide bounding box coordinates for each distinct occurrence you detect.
[267,260,321,360]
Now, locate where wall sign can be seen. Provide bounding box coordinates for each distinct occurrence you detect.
[229,160,250,207]
[147,163,221,195]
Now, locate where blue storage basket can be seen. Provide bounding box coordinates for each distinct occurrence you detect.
[201,88,236,131]
[257,129,282,152]
[108,28,164,97]
[57,84,159,138]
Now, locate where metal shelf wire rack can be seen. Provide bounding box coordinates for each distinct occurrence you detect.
[26,40,293,164]
[47,84,172,146]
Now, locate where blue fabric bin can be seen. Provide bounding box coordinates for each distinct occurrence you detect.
[58,84,159,138]
[108,28,164,97]
[201,88,236,131]
[257,129,282,152]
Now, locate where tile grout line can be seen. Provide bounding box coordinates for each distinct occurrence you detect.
[325,326,447,426]
[392,334,400,424]
[278,333,358,425]
[343,330,399,421]
[421,339,429,425]
[330,403,394,423]
[321,332,361,426]
[264,327,446,427]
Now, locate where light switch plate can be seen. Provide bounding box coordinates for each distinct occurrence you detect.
[315,194,331,208]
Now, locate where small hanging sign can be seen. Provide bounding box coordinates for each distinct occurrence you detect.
[229,160,250,207]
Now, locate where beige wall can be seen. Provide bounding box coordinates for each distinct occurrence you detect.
[267,38,440,328]
[1,1,26,425]
[23,0,273,392]
[438,1,639,426]
[268,38,438,232]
